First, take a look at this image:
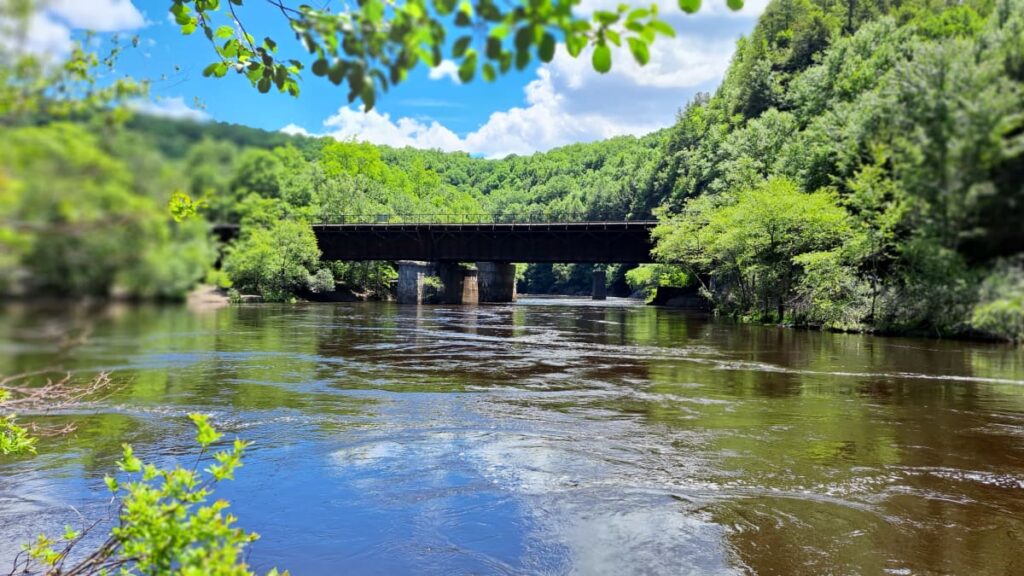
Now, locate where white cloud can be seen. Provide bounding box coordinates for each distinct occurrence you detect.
[10,13,75,55]
[427,60,461,83]
[281,123,312,137]
[286,33,739,158]
[130,96,210,122]
[5,0,145,58]
[48,0,145,32]
[320,106,464,151]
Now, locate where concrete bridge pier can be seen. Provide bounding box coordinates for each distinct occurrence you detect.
[592,268,607,300]
[437,262,479,304]
[477,262,517,303]
[397,260,432,304]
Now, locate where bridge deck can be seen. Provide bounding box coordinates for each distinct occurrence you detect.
[215,221,657,263]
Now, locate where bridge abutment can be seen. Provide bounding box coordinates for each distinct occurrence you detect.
[437,262,479,305]
[476,262,517,303]
[592,268,607,301]
[396,261,432,304]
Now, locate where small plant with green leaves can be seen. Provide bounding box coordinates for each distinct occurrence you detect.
[12,414,286,576]
[169,191,207,223]
[0,413,36,455]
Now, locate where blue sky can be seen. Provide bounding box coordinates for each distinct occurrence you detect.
[22,0,767,157]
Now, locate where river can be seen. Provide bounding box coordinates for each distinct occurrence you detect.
[1,299,1023,574]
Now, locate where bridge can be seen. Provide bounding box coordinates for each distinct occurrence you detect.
[214,214,658,304]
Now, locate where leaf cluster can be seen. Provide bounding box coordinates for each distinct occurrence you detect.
[17,414,286,576]
[169,0,740,109]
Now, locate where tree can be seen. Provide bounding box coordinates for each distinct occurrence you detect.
[654,177,853,322]
[222,219,325,301]
[167,0,744,109]
[0,123,215,299]
[0,1,146,126]
[230,148,285,199]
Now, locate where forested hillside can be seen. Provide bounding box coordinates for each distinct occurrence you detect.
[1,0,1021,340]
[650,0,1024,339]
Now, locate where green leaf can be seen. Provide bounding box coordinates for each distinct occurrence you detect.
[458,50,477,82]
[453,35,472,58]
[328,61,347,85]
[215,25,234,39]
[486,36,502,60]
[592,43,612,73]
[490,22,510,40]
[726,0,744,9]
[481,62,496,81]
[650,20,676,37]
[117,444,142,473]
[538,33,556,63]
[566,35,586,57]
[200,62,229,78]
[361,78,376,110]
[514,26,532,53]
[627,37,649,65]
[189,413,223,448]
[678,0,701,14]
[434,0,456,16]
[594,10,618,25]
[515,48,530,70]
[312,58,328,76]
[627,8,650,21]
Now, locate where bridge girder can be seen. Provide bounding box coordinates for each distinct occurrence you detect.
[216,222,657,264]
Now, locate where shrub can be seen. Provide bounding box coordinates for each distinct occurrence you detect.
[970,259,1024,342]
[309,267,336,293]
[625,264,689,301]
[222,219,322,301]
[15,415,287,576]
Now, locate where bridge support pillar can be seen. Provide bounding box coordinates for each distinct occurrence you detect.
[437,262,479,305]
[477,262,517,303]
[592,268,607,301]
[397,261,432,304]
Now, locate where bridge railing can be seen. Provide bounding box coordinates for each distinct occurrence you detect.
[327,213,655,225]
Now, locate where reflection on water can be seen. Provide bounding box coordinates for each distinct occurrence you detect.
[2,299,1024,574]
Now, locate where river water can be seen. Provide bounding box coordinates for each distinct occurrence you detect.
[1,299,1023,575]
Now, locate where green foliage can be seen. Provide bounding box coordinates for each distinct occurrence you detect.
[655,177,853,322]
[169,191,206,223]
[649,0,1024,334]
[309,267,337,293]
[423,275,444,291]
[0,123,216,299]
[222,219,324,301]
[970,259,1024,341]
[168,0,722,109]
[0,1,147,126]
[21,414,286,576]
[0,414,36,455]
[231,149,285,200]
[625,264,689,301]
